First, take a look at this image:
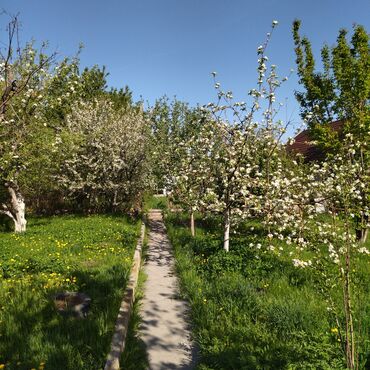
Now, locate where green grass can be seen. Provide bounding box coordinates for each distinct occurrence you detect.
[0,215,140,370]
[120,265,148,370]
[143,194,168,212]
[165,212,370,370]
[120,221,149,370]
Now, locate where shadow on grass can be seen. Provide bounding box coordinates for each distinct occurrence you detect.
[120,232,149,370]
[120,295,149,370]
[0,267,131,370]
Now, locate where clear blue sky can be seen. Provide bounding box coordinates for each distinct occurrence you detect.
[1,0,369,130]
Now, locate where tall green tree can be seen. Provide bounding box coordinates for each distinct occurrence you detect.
[293,21,369,243]
[292,20,369,150]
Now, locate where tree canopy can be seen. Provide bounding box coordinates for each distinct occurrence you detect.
[292,20,369,153]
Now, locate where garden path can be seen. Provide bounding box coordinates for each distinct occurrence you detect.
[140,209,197,369]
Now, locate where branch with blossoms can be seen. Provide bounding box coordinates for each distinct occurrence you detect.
[265,136,369,369]
[197,21,293,251]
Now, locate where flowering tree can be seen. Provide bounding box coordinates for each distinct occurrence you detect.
[200,119,263,251]
[198,21,290,251]
[293,20,369,243]
[0,16,57,231]
[246,21,370,369]
[267,137,369,369]
[149,97,202,194]
[59,99,150,213]
[171,118,215,236]
[165,21,368,367]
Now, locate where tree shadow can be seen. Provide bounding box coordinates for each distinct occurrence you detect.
[0,266,131,370]
[120,293,149,370]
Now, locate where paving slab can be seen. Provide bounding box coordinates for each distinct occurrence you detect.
[140,209,196,370]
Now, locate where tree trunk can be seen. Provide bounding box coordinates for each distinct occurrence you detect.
[8,184,27,233]
[360,228,369,244]
[355,215,369,244]
[190,211,195,237]
[112,189,119,212]
[223,208,230,252]
[356,227,369,244]
[344,248,355,369]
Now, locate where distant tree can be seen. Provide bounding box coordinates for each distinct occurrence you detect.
[149,97,203,193]
[171,118,214,236]
[43,61,108,128]
[108,85,133,110]
[59,98,150,213]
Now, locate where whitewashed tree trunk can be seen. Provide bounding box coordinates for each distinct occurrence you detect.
[190,211,195,237]
[356,215,369,244]
[361,215,369,244]
[112,189,120,212]
[360,228,368,244]
[223,208,230,252]
[8,184,27,233]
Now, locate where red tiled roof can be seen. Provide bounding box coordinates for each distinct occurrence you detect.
[287,120,344,162]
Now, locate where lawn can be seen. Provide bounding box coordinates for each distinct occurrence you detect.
[142,194,168,212]
[165,212,370,370]
[0,215,140,370]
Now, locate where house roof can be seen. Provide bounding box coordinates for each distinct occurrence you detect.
[287,120,344,162]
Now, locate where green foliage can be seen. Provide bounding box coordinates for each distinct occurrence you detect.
[143,194,168,212]
[108,86,133,111]
[165,212,370,369]
[148,97,205,191]
[58,98,150,214]
[292,20,370,153]
[120,234,149,370]
[293,20,370,249]
[0,16,139,218]
[0,215,140,369]
[80,65,108,100]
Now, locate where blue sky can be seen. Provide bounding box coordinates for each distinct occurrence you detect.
[1,0,369,130]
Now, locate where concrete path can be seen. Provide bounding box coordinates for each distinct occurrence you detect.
[140,210,196,370]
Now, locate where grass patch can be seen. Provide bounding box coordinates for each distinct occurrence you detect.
[0,214,140,370]
[120,266,148,370]
[143,194,167,212]
[120,221,149,370]
[165,212,370,370]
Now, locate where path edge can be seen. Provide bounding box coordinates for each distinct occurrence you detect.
[104,218,146,370]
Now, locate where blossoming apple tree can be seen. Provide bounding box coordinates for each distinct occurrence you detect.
[0,16,57,232]
[196,21,290,251]
[59,99,150,213]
